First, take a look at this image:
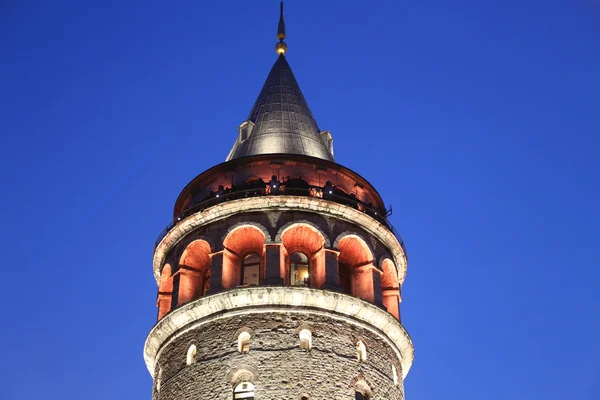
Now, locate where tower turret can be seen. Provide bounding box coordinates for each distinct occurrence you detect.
[146,5,413,400]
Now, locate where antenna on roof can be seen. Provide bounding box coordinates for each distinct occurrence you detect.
[275,2,288,55]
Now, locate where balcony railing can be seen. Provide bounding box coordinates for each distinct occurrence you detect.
[155,185,406,255]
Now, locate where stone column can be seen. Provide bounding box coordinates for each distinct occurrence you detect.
[264,244,284,285]
[354,266,383,305]
[322,249,341,291]
[206,251,223,294]
[382,289,400,320]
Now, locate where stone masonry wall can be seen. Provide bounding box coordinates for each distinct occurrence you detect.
[153,312,404,400]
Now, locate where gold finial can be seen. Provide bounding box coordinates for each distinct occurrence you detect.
[275,2,288,55]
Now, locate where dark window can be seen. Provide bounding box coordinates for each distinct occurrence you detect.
[242,253,260,286]
[356,392,368,400]
[240,125,249,141]
[339,262,352,294]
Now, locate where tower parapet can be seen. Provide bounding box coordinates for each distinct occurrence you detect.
[146,5,413,399]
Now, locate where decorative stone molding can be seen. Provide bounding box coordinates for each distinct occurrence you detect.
[153,196,407,284]
[144,286,414,379]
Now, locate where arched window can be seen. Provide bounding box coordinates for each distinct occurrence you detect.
[155,366,162,392]
[178,240,212,305]
[299,329,312,351]
[338,262,352,294]
[186,344,197,365]
[238,331,251,353]
[233,381,254,399]
[355,392,369,400]
[356,341,367,362]
[242,253,260,286]
[392,364,398,385]
[290,252,310,286]
[355,380,371,400]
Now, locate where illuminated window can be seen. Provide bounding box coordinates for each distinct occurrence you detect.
[356,341,367,362]
[186,344,197,365]
[238,331,251,353]
[299,329,312,351]
[392,364,398,385]
[242,253,260,286]
[233,381,254,399]
[290,252,309,286]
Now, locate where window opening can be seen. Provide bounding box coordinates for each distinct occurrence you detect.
[339,262,352,294]
[290,252,309,286]
[299,329,312,351]
[392,364,398,385]
[356,341,367,362]
[238,331,251,353]
[234,381,255,399]
[186,344,197,365]
[156,367,162,392]
[242,253,260,286]
[355,392,369,400]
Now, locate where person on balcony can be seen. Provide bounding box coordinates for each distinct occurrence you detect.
[268,175,281,195]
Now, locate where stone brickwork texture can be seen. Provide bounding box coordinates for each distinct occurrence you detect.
[153,312,404,400]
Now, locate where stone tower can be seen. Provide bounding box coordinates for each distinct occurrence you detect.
[145,4,413,399]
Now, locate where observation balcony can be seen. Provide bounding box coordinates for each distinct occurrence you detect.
[155,154,405,253]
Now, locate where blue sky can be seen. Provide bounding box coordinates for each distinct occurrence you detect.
[1,1,599,399]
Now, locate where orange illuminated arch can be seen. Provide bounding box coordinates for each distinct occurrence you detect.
[338,235,377,302]
[381,258,400,320]
[222,225,266,289]
[157,263,173,320]
[178,240,212,305]
[280,224,326,288]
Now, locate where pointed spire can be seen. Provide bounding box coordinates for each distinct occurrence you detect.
[226,56,334,162]
[226,3,334,162]
[275,2,288,55]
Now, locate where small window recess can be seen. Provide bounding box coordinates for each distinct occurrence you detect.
[238,331,251,353]
[355,391,369,400]
[299,329,312,351]
[392,364,398,385]
[186,344,197,365]
[238,120,255,142]
[356,341,367,362]
[319,130,334,157]
[156,366,163,392]
[233,381,255,400]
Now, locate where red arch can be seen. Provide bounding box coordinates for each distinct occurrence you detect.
[157,264,173,320]
[338,235,377,302]
[178,240,212,305]
[222,226,266,289]
[381,258,400,320]
[281,224,326,288]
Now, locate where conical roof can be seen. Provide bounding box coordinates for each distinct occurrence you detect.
[226,55,334,161]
